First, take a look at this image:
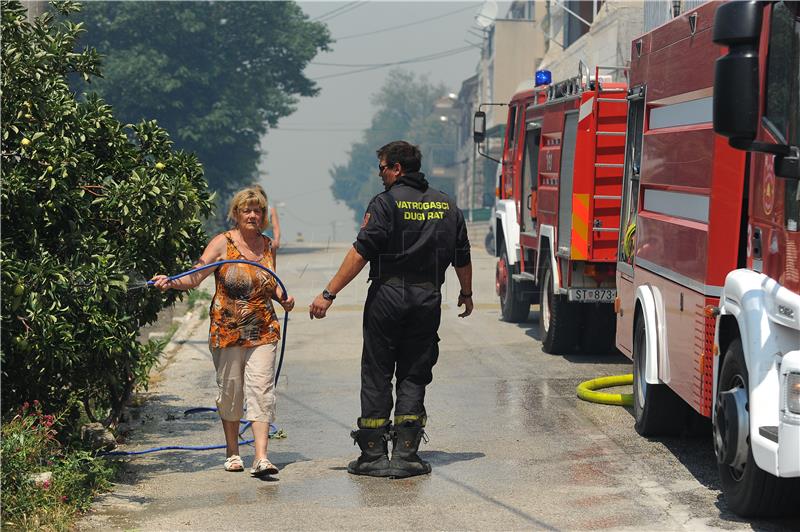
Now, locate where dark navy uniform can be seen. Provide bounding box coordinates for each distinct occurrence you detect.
[353,172,471,425]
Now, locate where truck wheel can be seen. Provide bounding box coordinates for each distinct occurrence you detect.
[484,231,495,256]
[538,260,580,354]
[632,317,689,436]
[715,339,800,517]
[497,251,530,323]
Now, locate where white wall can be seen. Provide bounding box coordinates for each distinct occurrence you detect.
[538,1,644,83]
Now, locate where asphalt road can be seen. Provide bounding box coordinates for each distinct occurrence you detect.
[78,243,800,530]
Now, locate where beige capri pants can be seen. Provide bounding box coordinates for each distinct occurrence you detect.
[211,342,277,423]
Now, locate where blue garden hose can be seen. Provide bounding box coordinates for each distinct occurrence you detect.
[104,260,290,457]
[101,408,279,456]
[147,259,290,383]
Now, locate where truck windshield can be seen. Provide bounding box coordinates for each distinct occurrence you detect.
[765,1,799,145]
[765,1,800,232]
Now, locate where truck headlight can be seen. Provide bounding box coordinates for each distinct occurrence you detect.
[787,373,800,415]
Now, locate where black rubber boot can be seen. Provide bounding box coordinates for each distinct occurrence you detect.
[347,425,392,477]
[389,421,431,478]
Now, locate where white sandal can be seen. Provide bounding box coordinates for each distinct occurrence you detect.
[224,455,244,472]
[250,458,279,477]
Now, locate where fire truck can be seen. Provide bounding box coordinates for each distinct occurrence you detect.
[473,66,628,354]
[615,0,799,516]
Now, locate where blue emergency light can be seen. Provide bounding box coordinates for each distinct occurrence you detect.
[535,69,552,87]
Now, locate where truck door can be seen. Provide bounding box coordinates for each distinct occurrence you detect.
[619,89,645,267]
[502,104,519,200]
[557,112,579,256]
[616,86,645,356]
[754,0,800,291]
[521,124,541,234]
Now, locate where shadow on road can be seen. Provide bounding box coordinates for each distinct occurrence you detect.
[420,450,485,466]
[630,420,800,529]
[514,313,630,365]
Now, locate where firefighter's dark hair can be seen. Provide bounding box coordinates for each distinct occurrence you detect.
[376,140,422,172]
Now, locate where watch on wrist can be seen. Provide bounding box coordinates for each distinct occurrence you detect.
[459,290,472,298]
[322,289,337,301]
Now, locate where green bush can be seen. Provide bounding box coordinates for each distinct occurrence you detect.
[1,401,115,530]
[1,0,214,423]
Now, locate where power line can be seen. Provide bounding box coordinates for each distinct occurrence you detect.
[312,1,358,21]
[311,45,475,81]
[313,60,402,68]
[275,127,366,131]
[332,4,480,41]
[313,1,367,22]
[274,127,395,132]
[321,2,366,22]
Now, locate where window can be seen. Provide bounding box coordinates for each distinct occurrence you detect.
[765,1,800,145]
[619,90,646,264]
[557,113,579,253]
[563,0,595,48]
[507,105,518,145]
[520,126,541,230]
[765,2,800,231]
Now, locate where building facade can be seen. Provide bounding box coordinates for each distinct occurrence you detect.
[454,1,548,219]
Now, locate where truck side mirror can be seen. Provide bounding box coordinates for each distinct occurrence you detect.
[712,1,799,180]
[473,111,486,143]
[712,1,763,142]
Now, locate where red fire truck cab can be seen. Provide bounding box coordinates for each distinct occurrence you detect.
[615,0,799,516]
[474,67,628,354]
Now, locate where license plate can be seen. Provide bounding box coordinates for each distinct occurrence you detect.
[568,288,616,303]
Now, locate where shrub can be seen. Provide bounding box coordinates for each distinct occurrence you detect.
[0,401,115,530]
[0,0,214,423]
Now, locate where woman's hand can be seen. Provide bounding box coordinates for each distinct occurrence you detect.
[279,295,295,312]
[150,274,173,292]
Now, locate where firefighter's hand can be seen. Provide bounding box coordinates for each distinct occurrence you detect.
[279,295,295,312]
[457,293,473,318]
[309,294,332,319]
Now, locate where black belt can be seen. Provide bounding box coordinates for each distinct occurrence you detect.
[377,274,437,288]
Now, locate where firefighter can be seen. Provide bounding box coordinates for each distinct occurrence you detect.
[308,140,473,478]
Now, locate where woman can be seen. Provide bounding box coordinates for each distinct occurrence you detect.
[152,187,294,477]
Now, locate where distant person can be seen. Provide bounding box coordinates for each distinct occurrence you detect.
[308,140,472,478]
[253,184,281,250]
[152,186,295,477]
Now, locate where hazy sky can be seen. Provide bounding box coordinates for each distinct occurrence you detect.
[259,1,510,243]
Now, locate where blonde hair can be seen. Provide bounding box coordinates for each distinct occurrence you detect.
[227,187,268,230]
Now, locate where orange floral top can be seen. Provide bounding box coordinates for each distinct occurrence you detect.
[208,232,280,349]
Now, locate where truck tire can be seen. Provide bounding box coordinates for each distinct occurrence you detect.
[632,316,689,436]
[715,339,800,517]
[538,260,580,354]
[497,251,530,323]
[485,231,495,256]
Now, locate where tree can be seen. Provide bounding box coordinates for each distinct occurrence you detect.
[330,70,459,221]
[1,0,214,423]
[74,2,332,228]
